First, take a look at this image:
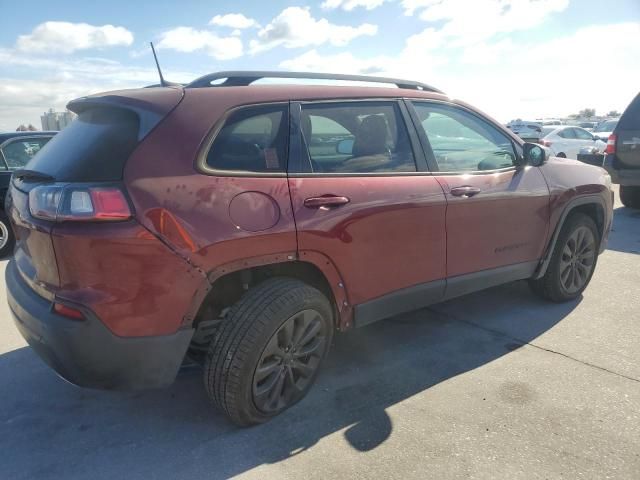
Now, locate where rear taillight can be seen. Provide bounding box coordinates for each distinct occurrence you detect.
[29,184,132,222]
[605,134,617,155]
[540,139,552,147]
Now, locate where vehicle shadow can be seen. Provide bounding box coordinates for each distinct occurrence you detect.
[606,206,640,255]
[0,280,579,480]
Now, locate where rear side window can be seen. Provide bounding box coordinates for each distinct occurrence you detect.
[26,108,139,182]
[205,104,288,173]
[300,102,416,173]
[573,128,593,140]
[558,128,576,139]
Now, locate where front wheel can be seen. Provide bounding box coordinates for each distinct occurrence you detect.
[0,212,15,258]
[204,277,334,426]
[620,185,640,209]
[529,213,600,302]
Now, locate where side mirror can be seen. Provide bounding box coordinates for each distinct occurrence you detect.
[336,138,354,155]
[523,142,547,167]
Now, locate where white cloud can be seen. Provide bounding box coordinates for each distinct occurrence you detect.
[280,49,390,74]
[209,13,258,29]
[156,27,243,60]
[402,0,569,45]
[16,21,134,54]
[249,7,377,54]
[0,48,199,130]
[321,0,388,11]
[280,22,640,122]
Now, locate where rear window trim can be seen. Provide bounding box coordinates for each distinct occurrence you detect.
[195,101,290,178]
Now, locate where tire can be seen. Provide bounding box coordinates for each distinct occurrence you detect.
[620,185,640,209]
[556,152,567,158]
[529,213,600,302]
[204,277,334,426]
[0,212,15,258]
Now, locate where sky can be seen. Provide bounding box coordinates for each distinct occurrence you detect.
[0,0,638,130]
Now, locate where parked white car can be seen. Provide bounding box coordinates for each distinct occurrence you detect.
[506,119,543,141]
[539,126,606,159]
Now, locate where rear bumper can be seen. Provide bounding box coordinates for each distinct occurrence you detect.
[6,260,193,390]
[603,155,640,186]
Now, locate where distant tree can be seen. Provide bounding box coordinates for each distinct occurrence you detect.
[568,113,580,119]
[607,110,620,117]
[578,108,596,119]
[16,124,28,131]
[27,124,38,131]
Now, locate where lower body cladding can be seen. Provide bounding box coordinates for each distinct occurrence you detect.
[6,260,193,390]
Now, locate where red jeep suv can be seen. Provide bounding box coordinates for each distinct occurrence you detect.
[6,71,613,426]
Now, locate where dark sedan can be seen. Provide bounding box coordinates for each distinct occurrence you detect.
[0,131,56,256]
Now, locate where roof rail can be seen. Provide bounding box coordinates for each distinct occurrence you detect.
[185,71,443,93]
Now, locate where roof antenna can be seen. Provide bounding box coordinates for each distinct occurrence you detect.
[150,42,167,87]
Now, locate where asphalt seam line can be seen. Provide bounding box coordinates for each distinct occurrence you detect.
[428,307,640,385]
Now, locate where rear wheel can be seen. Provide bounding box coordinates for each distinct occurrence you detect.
[556,152,567,158]
[204,277,333,426]
[620,185,640,209]
[529,213,599,302]
[0,212,15,258]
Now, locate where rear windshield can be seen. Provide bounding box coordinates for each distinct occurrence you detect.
[541,127,556,136]
[619,94,640,130]
[26,108,139,182]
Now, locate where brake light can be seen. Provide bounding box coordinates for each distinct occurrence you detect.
[29,184,132,222]
[53,303,85,320]
[540,139,552,147]
[605,134,616,155]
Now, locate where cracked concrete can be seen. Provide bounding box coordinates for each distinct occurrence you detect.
[1,188,639,479]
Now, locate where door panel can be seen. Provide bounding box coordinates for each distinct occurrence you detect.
[408,100,551,278]
[289,100,447,307]
[289,176,447,305]
[435,168,550,277]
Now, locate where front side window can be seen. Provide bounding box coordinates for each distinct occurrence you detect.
[206,104,288,173]
[1,137,52,169]
[412,102,516,172]
[300,102,416,173]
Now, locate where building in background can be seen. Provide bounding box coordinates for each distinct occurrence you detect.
[40,109,75,131]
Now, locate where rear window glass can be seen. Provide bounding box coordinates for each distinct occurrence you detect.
[26,108,139,182]
[205,104,288,173]
[619,94,639,130]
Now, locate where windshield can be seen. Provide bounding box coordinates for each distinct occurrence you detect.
[594,120,618,132]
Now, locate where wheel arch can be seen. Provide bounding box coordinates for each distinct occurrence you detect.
[533,195,606,279]
[184,252,352,333]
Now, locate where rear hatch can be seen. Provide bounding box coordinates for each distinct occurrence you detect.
[616,93,640,169]
[6,87,183,297]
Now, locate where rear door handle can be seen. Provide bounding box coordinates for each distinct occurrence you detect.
[304,195,350,209]
[450,186,481,198]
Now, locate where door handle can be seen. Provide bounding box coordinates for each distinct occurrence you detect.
[450,186,481,198]
[304,195,350,209]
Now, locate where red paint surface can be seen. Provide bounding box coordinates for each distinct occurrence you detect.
[435,167,551,277]
[289,176,447,305]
